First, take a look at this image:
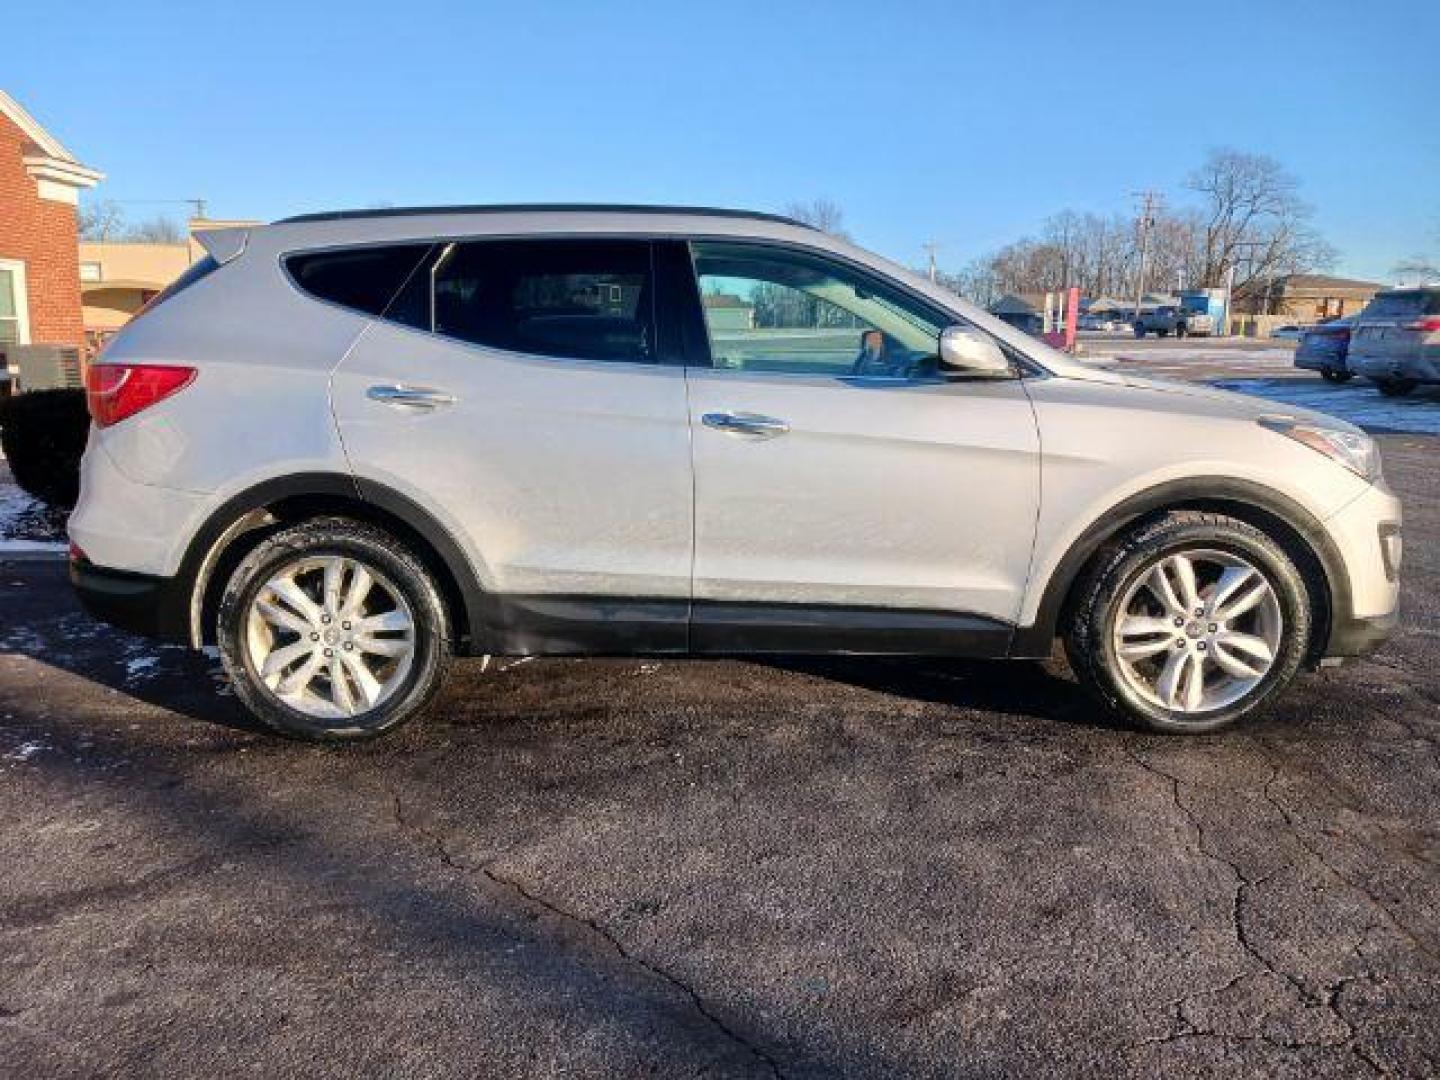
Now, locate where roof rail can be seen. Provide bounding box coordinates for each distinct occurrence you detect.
[275,203,815,229]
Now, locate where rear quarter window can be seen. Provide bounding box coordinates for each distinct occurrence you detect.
[286,244,434,318]
[1361,291,1439,319]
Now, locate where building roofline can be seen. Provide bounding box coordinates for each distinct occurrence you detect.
[276,203,816,229]
[0,89,96,167]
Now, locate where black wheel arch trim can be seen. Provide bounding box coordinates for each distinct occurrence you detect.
[1008,477,1351,660]
[177,471,487,651]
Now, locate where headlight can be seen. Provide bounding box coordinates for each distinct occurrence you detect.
[1259,417,1381,481]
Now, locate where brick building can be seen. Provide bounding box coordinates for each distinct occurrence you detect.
[1232,274,1383,322]
[0,91,103,353]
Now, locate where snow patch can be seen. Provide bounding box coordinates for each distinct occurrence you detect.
[1213,379,1440,435]
[5,740,50,763]
[125,655,159,681]
[0,464,67,546]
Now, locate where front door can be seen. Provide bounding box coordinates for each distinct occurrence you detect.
[680,240,1041,653]
[331,238,693,651]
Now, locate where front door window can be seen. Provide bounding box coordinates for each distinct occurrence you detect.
[690,242,947,379]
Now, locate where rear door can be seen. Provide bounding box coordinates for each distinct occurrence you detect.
[324,237,694,650]
[676,239,1041,653]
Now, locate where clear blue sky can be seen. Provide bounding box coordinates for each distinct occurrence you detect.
[9,0,1438,281]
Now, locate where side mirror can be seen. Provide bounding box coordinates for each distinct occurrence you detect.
[938,325,1011,379]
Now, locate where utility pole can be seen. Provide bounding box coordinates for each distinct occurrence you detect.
[922,241,939,283]
[1131,190,1163,320]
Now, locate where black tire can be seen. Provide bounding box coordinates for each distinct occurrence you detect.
[1320,368,1353,383]
[1064,511,1312,734]
[1376,378,1416,397]
[217,518,452,741]
[1176,324,1188,339]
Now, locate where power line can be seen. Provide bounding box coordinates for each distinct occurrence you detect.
[91,197,208,218]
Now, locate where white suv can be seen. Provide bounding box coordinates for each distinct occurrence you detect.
[70,206,1402,740]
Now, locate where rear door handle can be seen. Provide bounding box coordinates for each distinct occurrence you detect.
[701,411,790,438]
[367,384,458,410]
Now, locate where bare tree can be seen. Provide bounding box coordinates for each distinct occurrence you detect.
[1187,149,1335,288]
[1392,256,1440,286]
[1392,216,1440,285]
[78,199,127,241]
[936,260,1000,307]
[126,215,186,244]
[783,198,852,241]
[945,148,1336,308]
[78,202,190,245]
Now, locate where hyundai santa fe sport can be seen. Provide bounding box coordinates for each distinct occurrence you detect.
[69,205,1403,741]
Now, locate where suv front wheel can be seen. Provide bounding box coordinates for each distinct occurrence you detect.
[1065,511,1312,733]
[217,519,452,741]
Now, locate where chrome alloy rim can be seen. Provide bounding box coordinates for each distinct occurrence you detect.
[244,555,415,720]
[1111,548,1283,714]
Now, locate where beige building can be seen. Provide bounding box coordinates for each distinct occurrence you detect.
[80,218,257,346]
[1232,274,1383,322]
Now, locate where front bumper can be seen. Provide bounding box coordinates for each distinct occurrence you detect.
[1317,478,1401,661]
[70,556,190,643]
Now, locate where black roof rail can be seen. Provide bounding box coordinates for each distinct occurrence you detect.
[276,203,815,229]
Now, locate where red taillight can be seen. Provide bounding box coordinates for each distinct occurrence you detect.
[1402,316,1440,332]
[85,364,196,428]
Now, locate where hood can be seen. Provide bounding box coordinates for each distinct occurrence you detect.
[1047,363,1363,434]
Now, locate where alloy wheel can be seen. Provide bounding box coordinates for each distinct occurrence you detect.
[243,555,416,719]
[1111,548,1283,714]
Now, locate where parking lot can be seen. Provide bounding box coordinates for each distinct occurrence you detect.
[2,346,1437,1077]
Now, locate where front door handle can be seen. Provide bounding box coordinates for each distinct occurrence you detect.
[367,384,458,410]
[701,411,790,438]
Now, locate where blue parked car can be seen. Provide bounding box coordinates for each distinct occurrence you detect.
[1294,317,1356,383]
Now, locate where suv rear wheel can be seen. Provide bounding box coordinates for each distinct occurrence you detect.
[217,519,452,741]
[1064,511,1311,733]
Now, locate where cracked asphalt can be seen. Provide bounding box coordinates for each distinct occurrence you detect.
[2,419,1438,1073]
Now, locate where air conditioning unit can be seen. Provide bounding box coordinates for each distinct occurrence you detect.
[10,345,83,392]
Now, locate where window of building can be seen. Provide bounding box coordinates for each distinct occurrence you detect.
[79,261,103,283]
[431,239,654,363]
[0,261,31,348]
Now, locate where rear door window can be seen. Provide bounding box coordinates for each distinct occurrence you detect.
[286,244,434,317]
[430,239,656,363]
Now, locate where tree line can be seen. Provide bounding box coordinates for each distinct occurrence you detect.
[787,149,1341,308]
[942,150,1337,306]
[78,200,187,244]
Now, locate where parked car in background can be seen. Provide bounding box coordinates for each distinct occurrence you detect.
[1079,314,1126,332]
[1133,305,1212,338]
[1347,286,1440,397]
[1270,324,1308,341]
[1294,317,1356,383]
[70,204,1401,741]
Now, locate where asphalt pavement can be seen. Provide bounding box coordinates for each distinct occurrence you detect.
[1,354,1437,1078]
